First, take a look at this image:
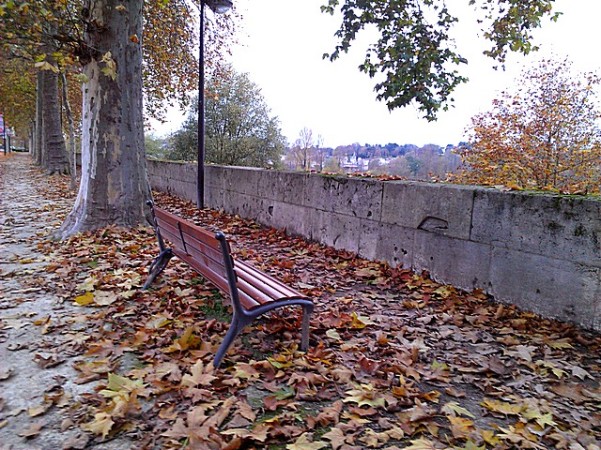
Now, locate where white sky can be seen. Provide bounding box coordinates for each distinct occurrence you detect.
[150,0,601,148]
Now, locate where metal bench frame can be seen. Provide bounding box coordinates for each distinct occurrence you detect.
[143,203,314,368]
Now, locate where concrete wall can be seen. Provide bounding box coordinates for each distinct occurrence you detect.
[147,160,601,330]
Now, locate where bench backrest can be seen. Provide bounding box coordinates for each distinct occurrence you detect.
[151,207,240,307]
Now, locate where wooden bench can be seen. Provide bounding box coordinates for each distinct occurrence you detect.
[143,204,314,368]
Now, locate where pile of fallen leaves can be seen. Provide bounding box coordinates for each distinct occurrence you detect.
[26,181,601,449]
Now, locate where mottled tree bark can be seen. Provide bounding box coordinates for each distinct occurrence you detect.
[41,65,70,175]
[60,0,150,238]
[60,72,77,188]
[34,71,44,165]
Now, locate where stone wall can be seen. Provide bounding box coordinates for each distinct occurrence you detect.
[147,160,601,330]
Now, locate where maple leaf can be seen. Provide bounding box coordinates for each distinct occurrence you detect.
[448,416,475,439]
[322,427,346,449]
[481,398,523,416]
[441,402,475,418]
[452,441,486,450]
[233,362,260,380]
[344,384,386,408]
[522,408,557,428]
[286,432,328,450]
[163,326,201,353]
[81,412,114,438]
[222,423,269,443]
[94,290,119,306]
[181,360,216,387]
[359,428,390,448]
[103,373,146,394]
[402,437,442,450]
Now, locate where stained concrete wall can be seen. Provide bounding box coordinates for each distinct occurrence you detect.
[147,160,601,330]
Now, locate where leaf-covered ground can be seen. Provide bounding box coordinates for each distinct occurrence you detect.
[1,154,601,449]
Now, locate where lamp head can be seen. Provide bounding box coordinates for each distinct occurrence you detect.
[205,0,232,13]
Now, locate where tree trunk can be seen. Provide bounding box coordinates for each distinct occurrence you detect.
[35,71,44,165]
[42,66,70,175]
[60,72,78,188]
[59,0,150,239]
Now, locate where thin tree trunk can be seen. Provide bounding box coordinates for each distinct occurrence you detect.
[42,65,70,175]
[60,72,77,188]
[35,71,44,165]
[59,0,150,239]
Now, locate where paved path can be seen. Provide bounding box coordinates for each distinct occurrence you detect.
[0,154,129,450]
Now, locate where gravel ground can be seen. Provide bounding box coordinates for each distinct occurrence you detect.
[0,154,133,450]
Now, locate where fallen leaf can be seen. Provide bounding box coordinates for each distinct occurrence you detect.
[287,432,328,450]
[18,421,45,438]
[81,412,114,438]
[74,292,94,306]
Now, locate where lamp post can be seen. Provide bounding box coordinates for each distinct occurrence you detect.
[197,0,233,208]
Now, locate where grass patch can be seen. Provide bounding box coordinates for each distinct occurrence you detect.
[199,295,231,322]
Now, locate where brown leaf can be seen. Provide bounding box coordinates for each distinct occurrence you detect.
[18,421,45,438]
[62,433,90,449]
[33,353,65,369]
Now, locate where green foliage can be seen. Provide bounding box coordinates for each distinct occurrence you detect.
[322,0,559,121]
[144,134,169,159]
[169,68,286,168]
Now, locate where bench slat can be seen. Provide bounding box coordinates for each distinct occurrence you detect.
[235,261,305,299]
[156,215,228,276]
[172,248,231,294]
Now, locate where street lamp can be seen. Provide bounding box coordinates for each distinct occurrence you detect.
[197,0,233,208]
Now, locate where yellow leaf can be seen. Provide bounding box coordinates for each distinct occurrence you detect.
[105,373,145,393]
[343,384,386,408]
[480,429,501,446]
[81,412,114,438]
[448,416,474,439]
[547,338,573,349]
[433,285,456,298]
[74,292,94,306]
[286,432,328,450]
[402,438,440,450]
[33,61,59,73]
[350,312,374,329]
[441,401,475,418]
[481,398,523,415]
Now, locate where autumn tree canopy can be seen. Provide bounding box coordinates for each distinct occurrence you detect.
[322,0,560,121]
[455,58,601,194]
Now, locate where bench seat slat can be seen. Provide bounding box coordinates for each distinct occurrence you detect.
[157,217,228,274]
[155,219,185,248]
[235,261,305,299]
[172,248,230,294]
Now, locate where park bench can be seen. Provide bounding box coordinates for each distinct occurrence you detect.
[143,204,314,368]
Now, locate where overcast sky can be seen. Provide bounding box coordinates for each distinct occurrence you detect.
[150,0,601,148]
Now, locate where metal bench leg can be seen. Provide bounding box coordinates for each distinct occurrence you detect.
[300,306,311,351]
[213,314,251,368]
[142,249,173,289]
